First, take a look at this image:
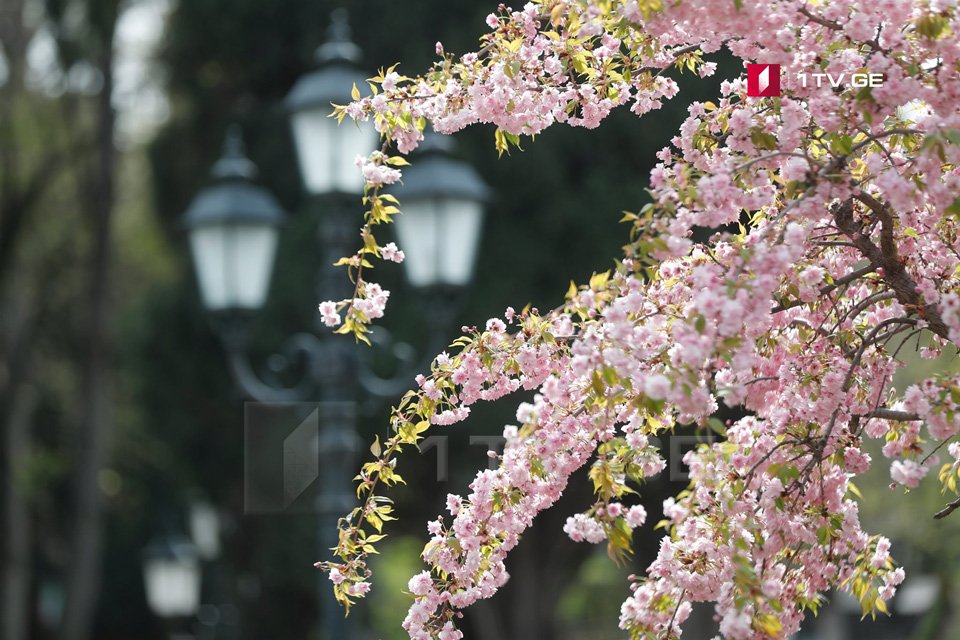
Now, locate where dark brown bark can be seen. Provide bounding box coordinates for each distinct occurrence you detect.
[833,196,950,340]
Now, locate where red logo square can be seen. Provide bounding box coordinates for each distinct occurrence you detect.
[747,64,780,97]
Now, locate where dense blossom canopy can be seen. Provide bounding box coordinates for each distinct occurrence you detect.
[316,0,960,637]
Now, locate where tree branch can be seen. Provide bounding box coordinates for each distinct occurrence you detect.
[833,196,950,340]
[797,6,842,30]
[771,263,877,313]
[934,496,960,520]
[863,409,921,421]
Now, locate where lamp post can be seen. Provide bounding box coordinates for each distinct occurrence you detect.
[181,11,489,640]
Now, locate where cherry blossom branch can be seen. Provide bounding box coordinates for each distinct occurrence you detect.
[832,291,897,333]
[834,197,950,340]
[863,409,921,421]
[797,6,842,30]
[772,263,877,313]
[312,1,960,634]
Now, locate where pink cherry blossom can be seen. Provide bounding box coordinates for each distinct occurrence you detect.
[318,301,341,327]
[315,1,960,636]
[381,242,405,263]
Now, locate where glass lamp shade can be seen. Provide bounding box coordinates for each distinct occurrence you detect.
[182,128,285,313]
[290,108,377,195]
[285,10,377,195]
[142,538,201,619]
[188,223,279,311]
[394,197,485,288]
[188,501,221,561]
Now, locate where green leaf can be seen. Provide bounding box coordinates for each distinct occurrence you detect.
[947,197,960,216]
[366,512,383,532]
[817,526,830,545]
[749,130,778,150]
[837,135,854,155]
[707,417,727,436]
[494,128,508,157]
[915,14,948,39]
[754,613,782,635]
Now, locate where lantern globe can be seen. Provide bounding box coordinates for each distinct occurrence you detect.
[392,132,490,289]
[285,9,378,195]
[181,128,285,312]
[142,534,202,619]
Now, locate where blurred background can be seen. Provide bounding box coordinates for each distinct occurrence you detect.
[0,1,957,639]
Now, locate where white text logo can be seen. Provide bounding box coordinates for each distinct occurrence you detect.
[798,72,884,89]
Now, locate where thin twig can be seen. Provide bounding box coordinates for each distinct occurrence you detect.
[863,409,920,421]
[934,497,960,520]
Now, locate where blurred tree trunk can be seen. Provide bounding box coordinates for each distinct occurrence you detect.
[0,0,30,99]
[0,280,38,640]
[1,1,121,638]
[59,11,118,639]
[1,382,38,640]
[0,0,33,273]
[1,3,41,639]
[60,73,117,640]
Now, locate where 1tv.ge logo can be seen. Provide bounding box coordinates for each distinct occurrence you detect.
[747,63,781,97]
[747,63,884,97]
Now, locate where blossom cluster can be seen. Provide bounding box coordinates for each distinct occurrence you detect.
[314,0,960,637]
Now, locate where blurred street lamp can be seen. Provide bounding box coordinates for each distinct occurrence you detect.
[142,534,201,621]
[393,131,490,290]
[181,127,285,312]
[188,501,221,561]
[896,574,939,615]
[285,8,378,195]
[181,10,489,640]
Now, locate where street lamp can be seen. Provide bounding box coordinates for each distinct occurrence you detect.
[181,10,490,640]
[181,127,285,312]
[285,8,378,195]
[142,533,202,623]
[392,130,490,290]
